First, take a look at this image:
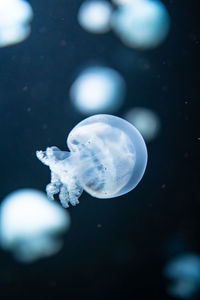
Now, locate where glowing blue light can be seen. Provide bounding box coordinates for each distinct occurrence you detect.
[111,0,170,49]
[124,107,161,142]
[36,114,148,208]
[78,0,112,34]
[70,66,125,115]
[0,0,33,47]
[0,189,70,263]
[164,253,200,299]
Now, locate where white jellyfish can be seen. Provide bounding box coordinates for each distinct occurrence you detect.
[70,66,125,115]
[124,107,161,142]
[164,253,200,299]
[0,189,70,263]
[78,0,112,34]
[0,0,33,47]
[36,114,147,208]
[111,0,170,49]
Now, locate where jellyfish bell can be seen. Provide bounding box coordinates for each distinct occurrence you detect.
[78,0,112,34]
[0,0,33,27]
[124,107,161,142]
[70,66,125,115]
[67,115,147,198]
[111,0,170,49]
[0,189,70,263]
[164,253,200,299]
[164,253,200,283]
[0,0,33,47]
[0,24,31,47]
[36,114,148,208]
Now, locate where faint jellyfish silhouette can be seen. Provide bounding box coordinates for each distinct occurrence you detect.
[78,0,112,34]
[0,189,70,263]
[164,253,200,299]
[163,235,192,258]
[70,66,125,115]
[0,0,33,47]
[36,114,147,208]
[124,107,161,142]
[111,0,170,49]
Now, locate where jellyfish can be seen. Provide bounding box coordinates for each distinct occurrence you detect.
[70,66,125,115]
[78,0,112,34]
[36,114,147,208]
[0,0,33,47]
[124,107,161,142]
[111,0,170,49]
[0,189,70,263]
[164,253,200,299]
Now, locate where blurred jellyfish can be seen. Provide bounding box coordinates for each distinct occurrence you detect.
[111,0,170,49]
[124,107,161,142]
[0,0,33,47]
[78,0,112,34]
[70,66,125,115]
[0,189,70,263]
[164,253,200,299]
[36,114,147,208]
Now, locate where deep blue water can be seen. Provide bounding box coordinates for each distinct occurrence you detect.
[0,0,199,299]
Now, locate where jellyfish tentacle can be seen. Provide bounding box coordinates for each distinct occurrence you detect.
[36,147,59,167]
[36,146,83,207]
[46,182,60,201]
[58,180,82,208]
[58,185,70,208]
[45,169,60,200]
[36,150,49,166]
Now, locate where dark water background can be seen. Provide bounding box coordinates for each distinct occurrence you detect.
[0,0,199,298]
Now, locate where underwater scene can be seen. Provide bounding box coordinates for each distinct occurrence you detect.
[0,0,199,299]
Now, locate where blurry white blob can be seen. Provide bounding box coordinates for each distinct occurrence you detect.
[78,0,112,34]
[70,66,125,114]
[0,0,33,47]
[0,24,31,47]
[124,107,161,142]
[111,0,170,49]
[164,253,200,299]
[0,189,70,263]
